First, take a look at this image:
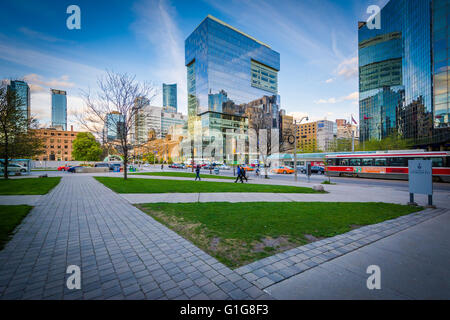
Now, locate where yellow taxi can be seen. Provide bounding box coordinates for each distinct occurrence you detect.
[271,166,295,174]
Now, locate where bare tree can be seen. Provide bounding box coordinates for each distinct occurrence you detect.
[77,71,157,179]
[0,82,43,179]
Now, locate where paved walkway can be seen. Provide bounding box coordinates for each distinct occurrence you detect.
[0,176,270,300]
[266,209,450,299]
[234,208,447,291]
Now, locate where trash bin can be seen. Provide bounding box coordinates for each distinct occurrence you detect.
[214,167,219,175]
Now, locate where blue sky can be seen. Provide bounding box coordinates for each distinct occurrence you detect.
[0,0,389,128]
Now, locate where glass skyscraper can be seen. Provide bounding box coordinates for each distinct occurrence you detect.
[7,80,30,123]
[51,89,67,130]
[185,15,281,163]
[162,83,177,113]
[105,112,125,142]
[358,0,449,149]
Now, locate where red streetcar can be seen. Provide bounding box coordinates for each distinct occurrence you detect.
[325,151,450,182]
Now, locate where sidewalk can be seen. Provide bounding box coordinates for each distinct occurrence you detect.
[265,209,450,299]
[120,189,448,208]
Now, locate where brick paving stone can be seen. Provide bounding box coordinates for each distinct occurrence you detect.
[0,176,268,300]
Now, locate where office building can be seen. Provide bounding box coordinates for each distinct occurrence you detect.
[132,98,187,144]
[33,126,79,161]
[51,89,67,130]
[317,120,337,152]
[296,122,318,153]
[358,0,449,149]
[336,119,359,140]
[7,80,30,123]
[163,83,177,113]
[104,112,125,142]
[185,15,281,163]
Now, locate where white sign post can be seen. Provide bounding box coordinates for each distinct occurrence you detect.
[408,160,434,207]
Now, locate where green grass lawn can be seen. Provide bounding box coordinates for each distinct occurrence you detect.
[0,205,33,250]
[137,202,423,268]
[132,171,235,180]
[0,177,61,195]
[95,177,322,194]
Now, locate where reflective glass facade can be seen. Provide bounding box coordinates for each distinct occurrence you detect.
[359,0,450,149]
[7,80,30,122]
[51,89,67,131]
[185,15,280,162]
[162,83,177,113]
[105,112,125,142]
[432,0,449,129]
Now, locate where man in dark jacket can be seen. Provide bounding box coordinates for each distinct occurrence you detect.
[234,165,242,183]
[242,166,248,182]
[195,165,201,181]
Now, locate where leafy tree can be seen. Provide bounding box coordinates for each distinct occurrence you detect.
[143,152,156,164]
[358,133,414,151]
[0,82,43,179]
[72,132,102,161]
[328,138,354,152]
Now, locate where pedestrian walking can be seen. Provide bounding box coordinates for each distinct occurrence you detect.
[234,165,242,183]
[161,164,164,170]
[195,165,201,181]
[242,167,248,182]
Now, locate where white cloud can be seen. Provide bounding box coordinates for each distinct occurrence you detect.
[336,56,358,79]
[325,78,335,84]
[314,91,358,104]
[132,0,187,113]
[18,27,67,43]
[24,74,75,91]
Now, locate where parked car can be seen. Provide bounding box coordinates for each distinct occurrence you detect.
[311,166,325,174]
[0,163,27,173]
[219,164,231,170]
[240,165,254,172]
[271,166,295,174]
[95,163,110,168]
[297,165,306,174]
[109,163,122,171]
[58,165,71,171]
[67,166,83,173]
[297,165,324,174]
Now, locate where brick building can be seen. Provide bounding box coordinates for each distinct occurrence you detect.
[33,126,80,161]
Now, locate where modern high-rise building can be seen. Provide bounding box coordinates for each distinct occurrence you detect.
[316,120,337,152]
[162,83,177,113]
[358,0,449,150]
[104,111,125,142]
[185,15,281,163]
[7,80,30,122]
[51,89,67,130]
[132,98,187,144]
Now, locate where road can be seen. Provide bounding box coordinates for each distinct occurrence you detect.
[31,166,450,192]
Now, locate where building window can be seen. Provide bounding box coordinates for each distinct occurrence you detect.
[250,60,278,94]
